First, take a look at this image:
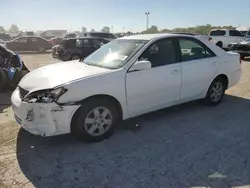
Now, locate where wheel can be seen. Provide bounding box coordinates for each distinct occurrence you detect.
[71,54,80,60]
[71,98,120,142]
[204,77,226,106]
[37,46,45,53]
[216,41,223,48]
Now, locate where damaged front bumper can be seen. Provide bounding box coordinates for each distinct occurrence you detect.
[11,88,79,136]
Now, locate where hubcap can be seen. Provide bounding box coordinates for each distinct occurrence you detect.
[84,107,113,136]
[210,81,223,102]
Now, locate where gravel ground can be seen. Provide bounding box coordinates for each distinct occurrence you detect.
[0,54,250,188]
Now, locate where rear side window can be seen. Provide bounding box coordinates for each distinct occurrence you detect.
[229,30,244,37]
[76,39,92,47]
[178,38,215,61]
[210,30,226,36]
[63,39,76,48]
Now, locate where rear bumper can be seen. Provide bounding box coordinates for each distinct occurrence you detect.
[228,69,242,88]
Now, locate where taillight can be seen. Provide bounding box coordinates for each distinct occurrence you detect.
[240,56,243,64]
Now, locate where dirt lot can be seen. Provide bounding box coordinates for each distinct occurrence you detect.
[0,54,250,187]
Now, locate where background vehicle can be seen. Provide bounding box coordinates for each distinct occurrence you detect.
[229,38,250,59]
[39,30,68,39]
[236,26,250,36]
[171,32,212,41]
[0,33,12,41]
[6,36,52,52]
[64,33,77,38]
[83,32,116,41]
[0,53,29,91]
[52,37,109,61]
[49,33,77,46]
[14,31,35,38]
[209,29,245,50]
[12,34,242,142]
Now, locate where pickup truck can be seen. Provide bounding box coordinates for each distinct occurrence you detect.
[209,29,246,50]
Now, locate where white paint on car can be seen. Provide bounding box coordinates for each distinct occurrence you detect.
[11,33,242,137]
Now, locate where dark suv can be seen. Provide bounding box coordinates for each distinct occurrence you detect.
[52,37,109,61]
[83,32,116,41]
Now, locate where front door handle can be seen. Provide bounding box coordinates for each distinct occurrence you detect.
[171,69,180,74]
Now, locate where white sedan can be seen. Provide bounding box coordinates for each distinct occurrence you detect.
[11,33,242,142]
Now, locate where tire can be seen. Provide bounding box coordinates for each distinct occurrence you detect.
[216,41,223,49]
[71,98,120,142]
[71,54,80,60]
[204,77,226,106]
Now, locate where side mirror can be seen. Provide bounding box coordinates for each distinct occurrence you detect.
[129,60,151,72]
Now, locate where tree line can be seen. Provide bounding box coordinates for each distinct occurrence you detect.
[0,24,236,35]
[142,24,236,35]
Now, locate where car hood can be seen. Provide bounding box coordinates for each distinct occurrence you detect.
[18,60,112,91]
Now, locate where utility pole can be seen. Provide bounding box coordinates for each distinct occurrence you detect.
[145,12,150,30]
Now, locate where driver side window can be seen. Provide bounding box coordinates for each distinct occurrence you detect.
[15,37,27,43]
[139,39,177,68]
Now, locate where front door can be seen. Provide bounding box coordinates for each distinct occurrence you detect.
[126,38,182,116]
[11,37,28,52]
[177,37,220,100]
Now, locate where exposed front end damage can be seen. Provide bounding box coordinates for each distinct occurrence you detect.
[11,87,79,136]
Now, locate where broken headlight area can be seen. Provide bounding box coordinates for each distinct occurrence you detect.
[23,87,68,103]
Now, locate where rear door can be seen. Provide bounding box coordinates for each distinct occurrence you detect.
[177,37,219,100]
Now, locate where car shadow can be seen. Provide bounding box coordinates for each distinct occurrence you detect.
[16,94,250,187]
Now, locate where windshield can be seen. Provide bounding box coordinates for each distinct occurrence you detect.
[83,39,148,69]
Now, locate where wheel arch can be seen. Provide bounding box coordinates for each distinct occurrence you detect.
[70,94,123,132]
[215,74,229,89]
[204,74,229,97]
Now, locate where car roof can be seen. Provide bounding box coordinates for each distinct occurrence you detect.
[211,28,236,31]
[64,36,109,40]
[120,33,195,40]
[86,31,112,34]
